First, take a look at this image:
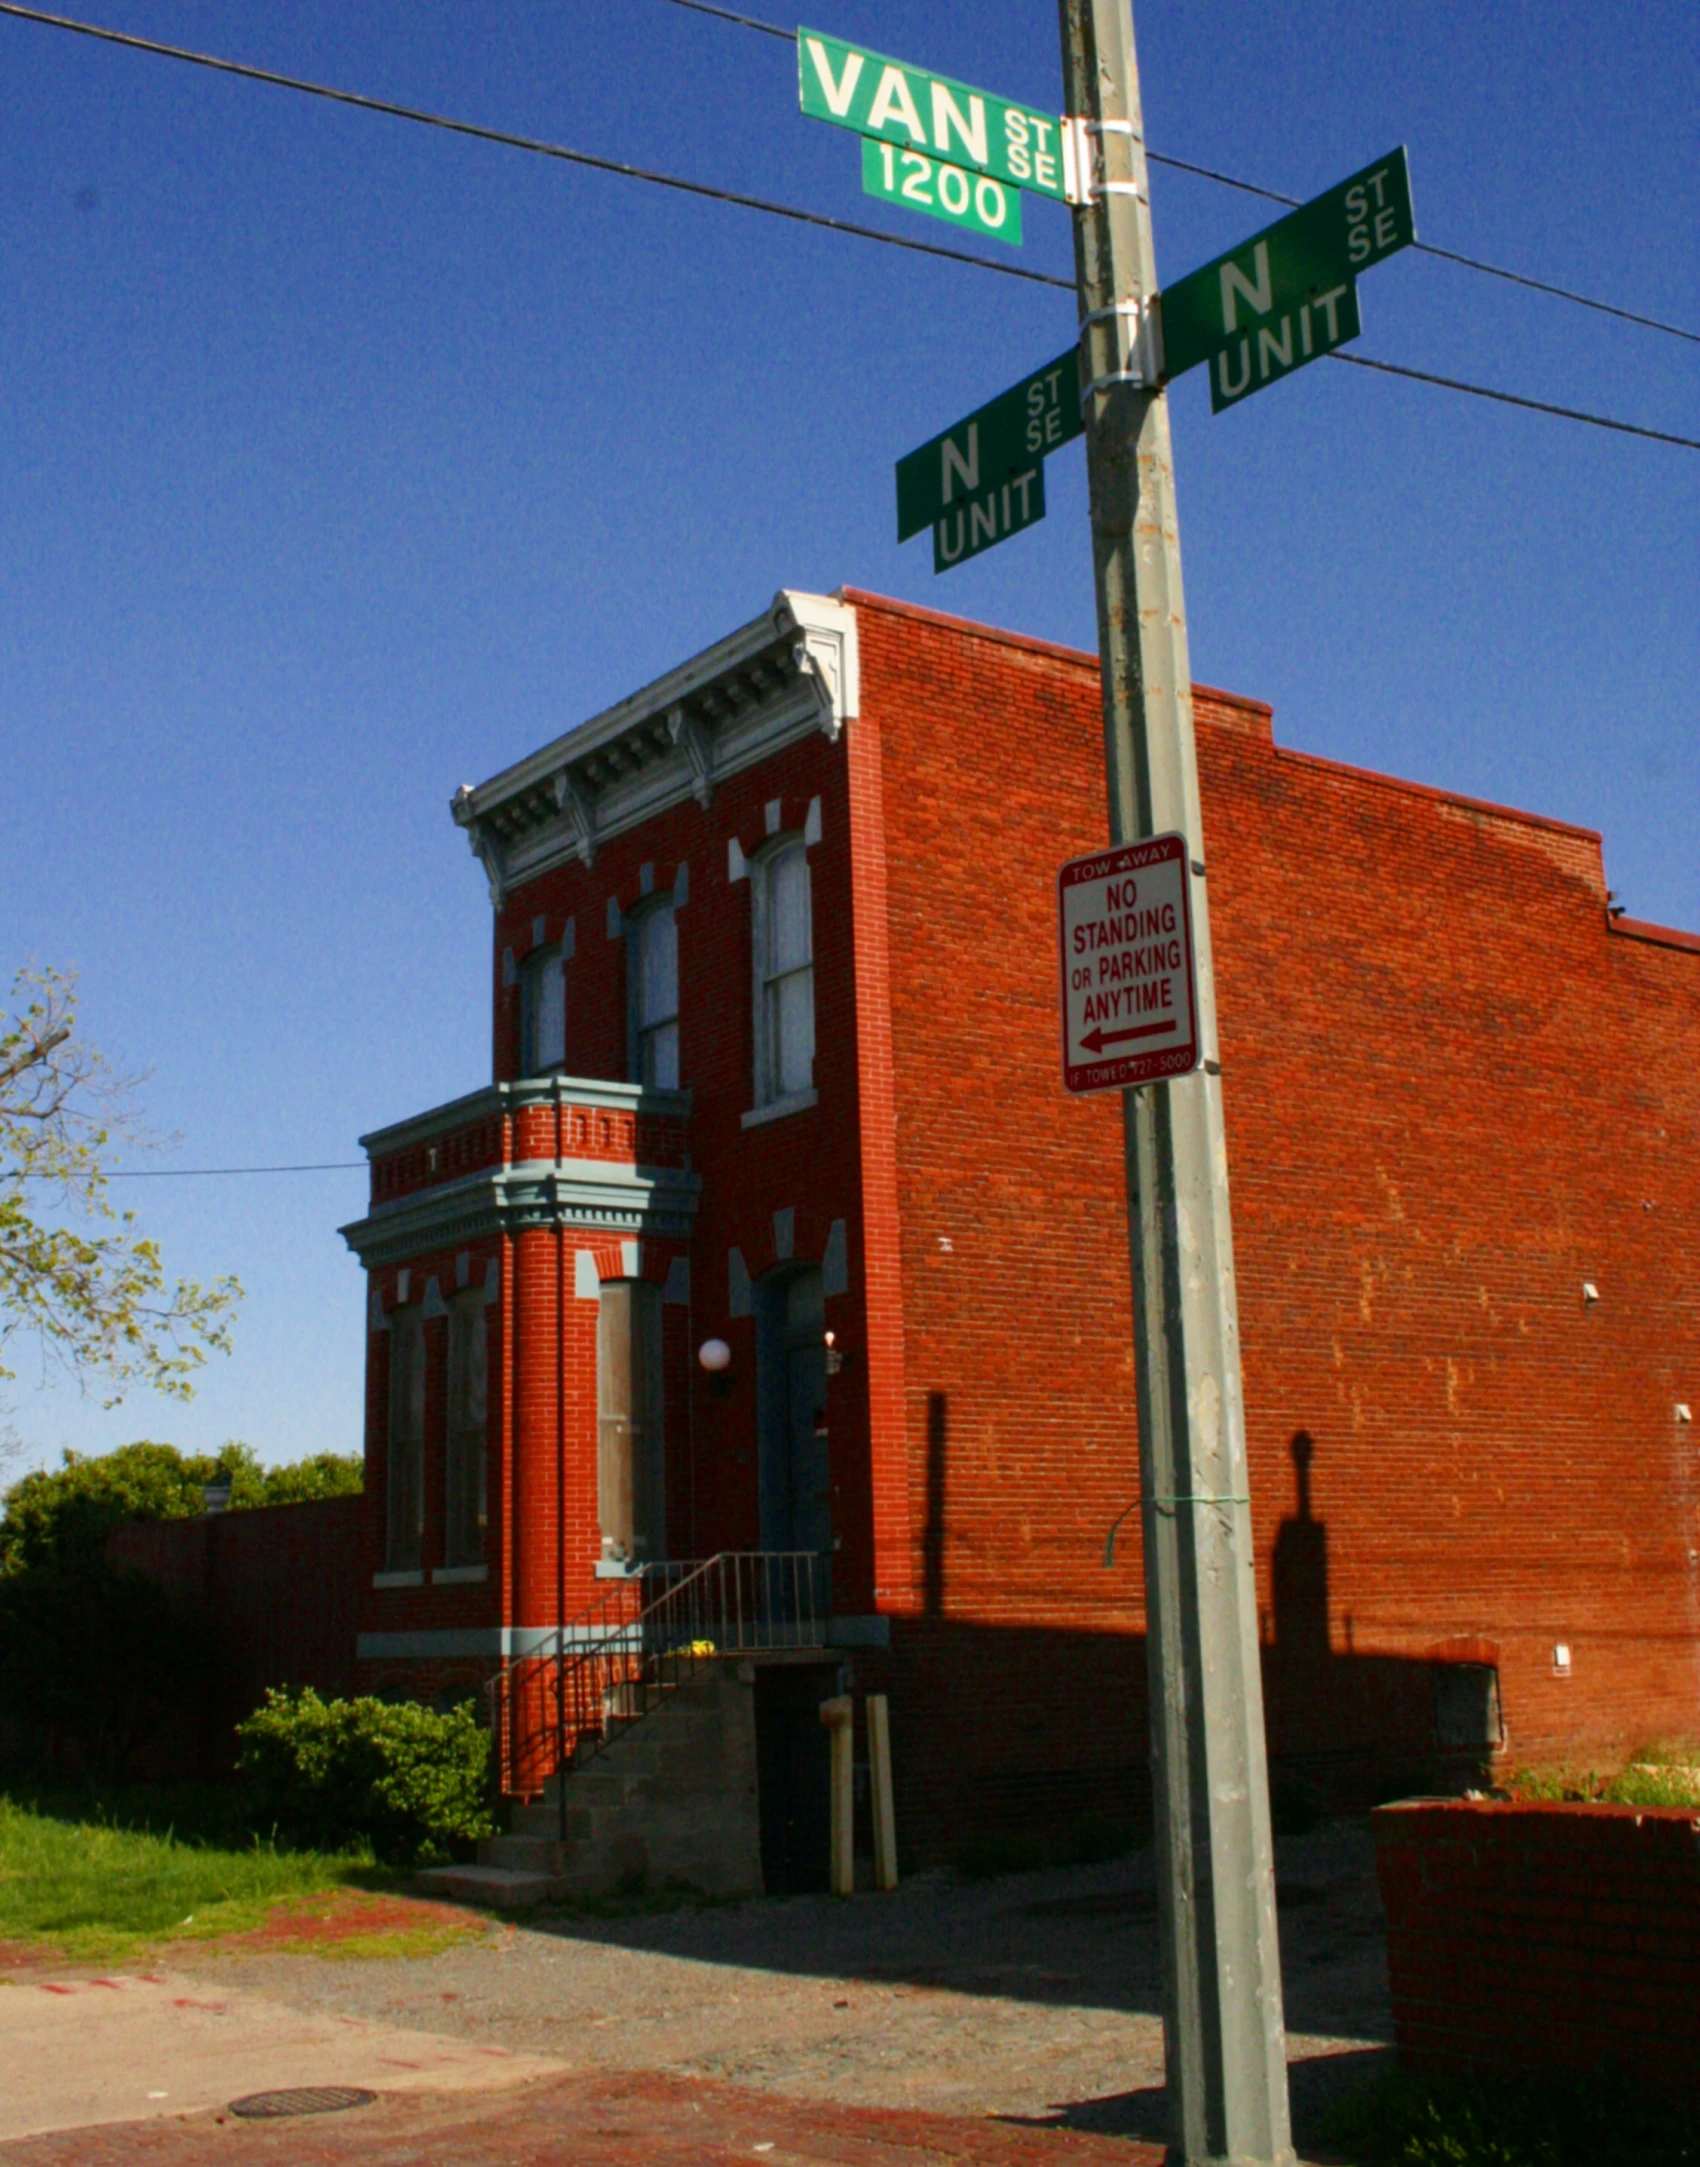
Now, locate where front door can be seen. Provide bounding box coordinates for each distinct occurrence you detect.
[756,1265,830,1613]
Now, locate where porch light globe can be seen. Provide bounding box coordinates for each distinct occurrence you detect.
[698,1338,732,1373]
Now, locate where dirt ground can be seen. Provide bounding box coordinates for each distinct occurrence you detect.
[172,1820,1392,2155]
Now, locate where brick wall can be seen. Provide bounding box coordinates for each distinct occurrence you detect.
[334,587,1699,1854]
[846,589,1700,1838]
[1374,1797,1700,2092]
[108,1498,362,1775]
[484,727,880,1613]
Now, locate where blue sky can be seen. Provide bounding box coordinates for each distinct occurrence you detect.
[2,0,1694,1474]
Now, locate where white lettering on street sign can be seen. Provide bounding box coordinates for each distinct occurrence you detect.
[799,29,1072,200]
[1058,834,1199,1094]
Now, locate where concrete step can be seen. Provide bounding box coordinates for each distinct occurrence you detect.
[413,1862,560,1911]
[483,1833,572,1873]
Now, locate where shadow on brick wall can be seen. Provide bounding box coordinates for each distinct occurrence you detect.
[887,1412,1490,1860]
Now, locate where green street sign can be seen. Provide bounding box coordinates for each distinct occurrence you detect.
[861,137,1023,247]
[1158,147,1414,408]
[1207,276,1360,410]
[896,347,1081,542]
[934,459,1046,574]
[800,28,1071,201]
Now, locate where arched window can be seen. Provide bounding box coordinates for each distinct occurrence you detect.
[520,947,566,1075]
[630,903,680,1089]
[385,1306,425,1572]
[754,838,814,1106]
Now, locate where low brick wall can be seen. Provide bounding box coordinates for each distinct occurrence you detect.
[1373,1797,1700,2093]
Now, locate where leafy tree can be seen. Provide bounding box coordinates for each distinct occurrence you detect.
[1,965,240,1416]
[254,1452,367,1508]
[0,1439,363,1574]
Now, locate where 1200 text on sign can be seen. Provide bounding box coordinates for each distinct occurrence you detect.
[1058,834,1199,1094]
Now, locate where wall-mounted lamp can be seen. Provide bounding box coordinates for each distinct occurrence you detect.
[1581,1283,1600,1305]
[824,1329,849,1376]
[699,1337,733,1399]
[1552,1643,1572,1676]
[1677,1404,1692,1424]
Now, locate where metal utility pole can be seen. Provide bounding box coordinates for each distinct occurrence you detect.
[1057,2,1294,2162]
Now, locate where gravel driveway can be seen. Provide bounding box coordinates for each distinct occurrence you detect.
[180,1821,1391,2154]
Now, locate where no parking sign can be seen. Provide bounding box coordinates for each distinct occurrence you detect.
[1058,833,1200,1094]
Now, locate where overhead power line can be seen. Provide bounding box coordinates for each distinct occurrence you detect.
[0,0,1063,291]
[657,0,1700,348]
[1,2,1694,451]
[1326,353,1700,449]
[103,1161,366,1178]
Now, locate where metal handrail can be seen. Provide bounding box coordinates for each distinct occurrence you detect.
[484,1552,828,1818]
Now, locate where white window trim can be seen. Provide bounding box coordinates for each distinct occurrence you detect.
[748,831,815,1112]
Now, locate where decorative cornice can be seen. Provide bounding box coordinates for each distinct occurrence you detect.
[356,1076,691,1159]
[449,591,859,899]
[339,1155,703,1269]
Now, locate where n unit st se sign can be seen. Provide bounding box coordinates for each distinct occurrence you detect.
[1058,835,1200,1095]
[1158,147,1415,409]
[896,347,1082,546]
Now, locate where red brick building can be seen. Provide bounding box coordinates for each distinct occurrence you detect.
[339,588,1700,1872]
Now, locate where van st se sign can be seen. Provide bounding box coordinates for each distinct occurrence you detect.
[799,29,1070,199]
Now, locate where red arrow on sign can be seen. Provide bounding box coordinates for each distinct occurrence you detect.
[1079,1020,1174,1053]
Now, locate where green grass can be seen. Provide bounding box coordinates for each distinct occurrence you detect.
[0,1785,391,1959]
[1323,2067,1700,2166]
[1505,1759,1700,1808]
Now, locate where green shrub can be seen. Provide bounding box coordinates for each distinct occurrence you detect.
[235,1688,493,1866]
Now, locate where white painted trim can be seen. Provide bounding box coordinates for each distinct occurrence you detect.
[431,1564,489,1585]
[451,593,858,895]
[372,1570,424,1590]
[358,1075,691,1158]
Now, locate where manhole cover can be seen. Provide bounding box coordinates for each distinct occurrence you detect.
[227,2087,377,2120]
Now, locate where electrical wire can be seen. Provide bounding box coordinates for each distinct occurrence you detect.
[1,1,1693,449]
[1327,352,1700,450]
[654,0,1700,347]
[101,1162,366,1178]
[0,0,1065,291]
[658,0,792,38]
